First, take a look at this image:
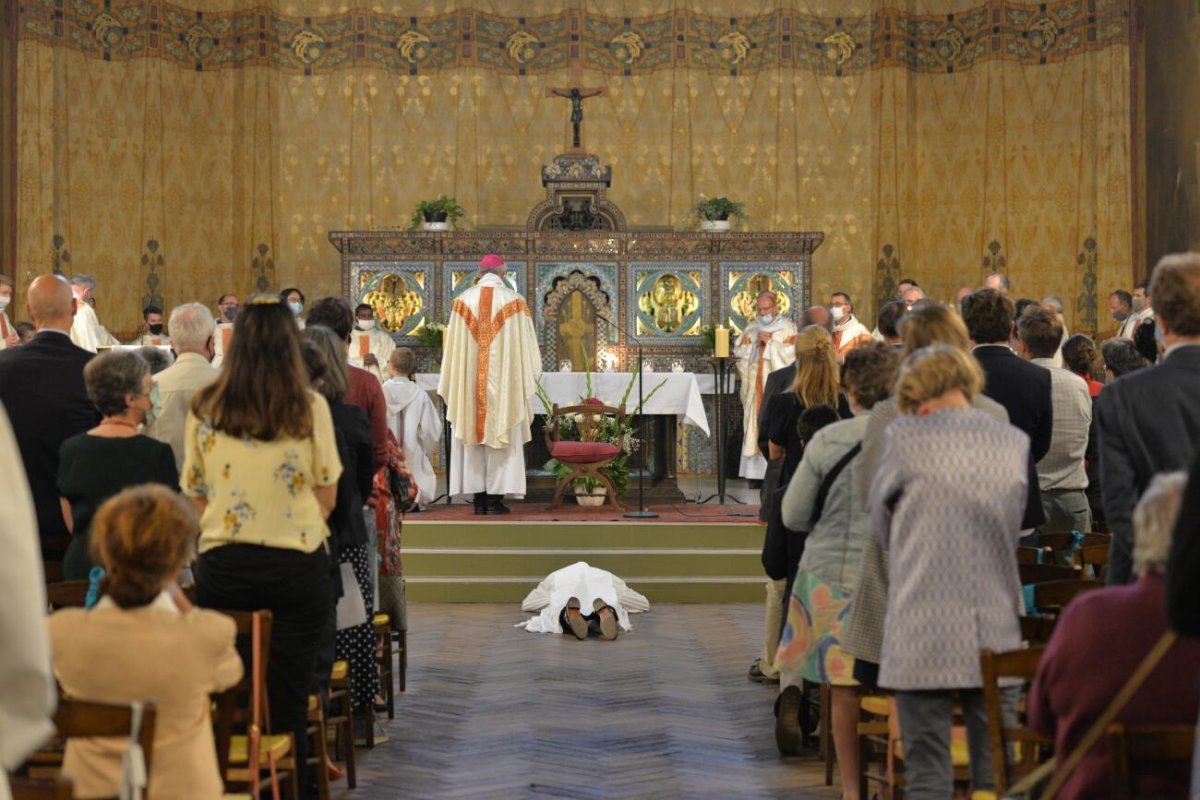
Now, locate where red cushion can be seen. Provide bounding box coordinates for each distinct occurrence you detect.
[551,441,621,463]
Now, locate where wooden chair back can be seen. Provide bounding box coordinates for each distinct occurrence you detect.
[979,647,1049,793]
[1106,724,1196,798]
[1078,544,1110,580]
[45,580,92,610]
[211,609,274,781]
[1031,579,1103,614]
[544,402,626,445]
[1018,563,1079,585]
[1019,615,1058,644]
[1017,546,1043,565]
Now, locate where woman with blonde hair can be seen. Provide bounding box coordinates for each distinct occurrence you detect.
[752,325,850,685]
[48,484,242,799]
[870,344,1030,798]
[184,295,342,797]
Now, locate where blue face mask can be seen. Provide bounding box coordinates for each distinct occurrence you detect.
[1154,321,1165,346]
[758,314,776,326]
[288,301,303,317]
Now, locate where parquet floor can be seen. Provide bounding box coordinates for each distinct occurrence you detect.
[345,604,840,799]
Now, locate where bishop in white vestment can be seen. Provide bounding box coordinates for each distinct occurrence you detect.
[348,304,395,383]
[383,349,442,506]
[734,291,797,479]
[438,254,542,514]
[67,276,117,353]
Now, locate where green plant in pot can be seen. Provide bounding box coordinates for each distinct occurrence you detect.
[690,196,746,231]
[410,195,466,230]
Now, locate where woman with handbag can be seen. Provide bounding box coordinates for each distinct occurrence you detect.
[184,296,341,799]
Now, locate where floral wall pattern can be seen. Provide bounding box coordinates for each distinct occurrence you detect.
[15,0,1132,336]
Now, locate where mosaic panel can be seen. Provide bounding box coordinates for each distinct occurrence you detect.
[718,262,805,336]
[534,261,620,371]
[627,262,708,344]
[351,261,433,340]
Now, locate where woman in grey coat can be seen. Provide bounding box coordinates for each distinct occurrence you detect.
[869,344,1027,799]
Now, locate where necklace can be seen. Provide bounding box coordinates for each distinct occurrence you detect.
[101,417,139,430]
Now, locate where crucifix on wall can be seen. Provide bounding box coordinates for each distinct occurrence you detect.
[546,39,607,154]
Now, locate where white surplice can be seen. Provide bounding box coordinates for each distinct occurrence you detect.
[518,562,649,634]
[733,317,797,479]
[382,377,443,505]
[0,311,14,350]
[69,301,118,353]
[349,327,395,383]
[438,273,542,498]
[211,322,234,369]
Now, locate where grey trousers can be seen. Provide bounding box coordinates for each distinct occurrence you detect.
[1040,489,1093,535]
[895,687,1017,799]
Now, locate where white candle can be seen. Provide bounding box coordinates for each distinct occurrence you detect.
[714,325,730,357]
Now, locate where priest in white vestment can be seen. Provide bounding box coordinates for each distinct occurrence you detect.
[734,291,796,480]
[0,274,17,350]
[438,254,542,515]
[383,348,442,506]
[829,291,873,363]
[349,303,395,383]
[68,275,118,352]
[519,562,649,636]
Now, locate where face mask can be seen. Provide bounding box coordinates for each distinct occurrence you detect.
[223,307,238,322]
[357,320,376,332]
[1132,297,1146,313]
[757,314,775,327]
[830,306,846,322]
[0,296,9,312]
[1154,321,1165,346]
[142,383,162,429]
[84,296,96,309]
[288,301,303,316]
[148,323,164,335]
[1112,310,1129,322]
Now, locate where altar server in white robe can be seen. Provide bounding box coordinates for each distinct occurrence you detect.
[68,275,118,352]
[349,303,395,383]
[383,347,442,506]
[734,291,796,480]
[438,253,542,515]
[0,274,18,350]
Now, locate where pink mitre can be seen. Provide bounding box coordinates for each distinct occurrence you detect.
[480,253,505,270]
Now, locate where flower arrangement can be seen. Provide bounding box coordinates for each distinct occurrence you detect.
[537,358,666,499]
[409,195,466,230]
[415,321,445,352]
[689,195,746,225]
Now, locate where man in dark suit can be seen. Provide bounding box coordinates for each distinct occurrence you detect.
[0,275,99,563]
[1098,253,1200,585]
[963,288,1053,464]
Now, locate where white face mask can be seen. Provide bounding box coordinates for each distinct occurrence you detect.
[757,313,775,326]
[288,301,303,316]
[830,305,847,322]
[0,296,9,312]
[357,320,376,332]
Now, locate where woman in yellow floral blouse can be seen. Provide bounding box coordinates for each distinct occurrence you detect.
[183,295,342,798]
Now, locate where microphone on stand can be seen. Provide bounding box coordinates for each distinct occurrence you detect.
[592,310,658,519]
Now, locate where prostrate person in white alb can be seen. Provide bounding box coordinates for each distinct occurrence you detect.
[348,303,394,383]
[68,274,118,352]
[519,561,649,641]
[734,290,796,481]
[0,273,18,350]
[438,253,542,516]
[133,305,167,347]
[382,347,442,508]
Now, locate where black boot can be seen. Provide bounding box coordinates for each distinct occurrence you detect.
[486,494,511,515]
[473,492,488,515]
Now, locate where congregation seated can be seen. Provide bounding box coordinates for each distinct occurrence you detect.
[57,350,178,580]
[47,484,242,798]
[1029,472,1200,799]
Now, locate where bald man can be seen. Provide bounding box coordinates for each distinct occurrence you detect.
[0,275,100,562]
[734,291,797,481]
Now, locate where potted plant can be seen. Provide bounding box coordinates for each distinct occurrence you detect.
[410,196,466,231]
[691,196,745,232]
[415,321,446,366]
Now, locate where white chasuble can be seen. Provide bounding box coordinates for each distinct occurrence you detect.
[69,301,118,353]
[734,318,797,479]
[438,274,542,497]
[382,378,443,505]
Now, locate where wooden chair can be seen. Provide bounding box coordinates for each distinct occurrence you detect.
[8,775,73,800]
[211,609,298,800]
[1018,563,1079,585]
[374,613,396,720]
[1038,532,1111,568]
[24,699,158,796]
[305,694,331,800]
[1019,615,1058,644]
[1017,546,1043,565]
[45,579,91,610]
[326,660,357,788]
[857,694,900,799]
[1031,579,1103,615]
[1106,724,1196,798]
[979,647,1050,794]
[543,401,626,510]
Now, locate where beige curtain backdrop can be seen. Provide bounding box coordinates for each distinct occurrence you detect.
[15,0,1131,338]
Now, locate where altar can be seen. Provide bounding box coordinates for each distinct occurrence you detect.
[329,147,823,484]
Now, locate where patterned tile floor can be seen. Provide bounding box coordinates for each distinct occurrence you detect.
[341,603,839,799]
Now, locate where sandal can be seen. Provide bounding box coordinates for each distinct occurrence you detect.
[592,599,618,640]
